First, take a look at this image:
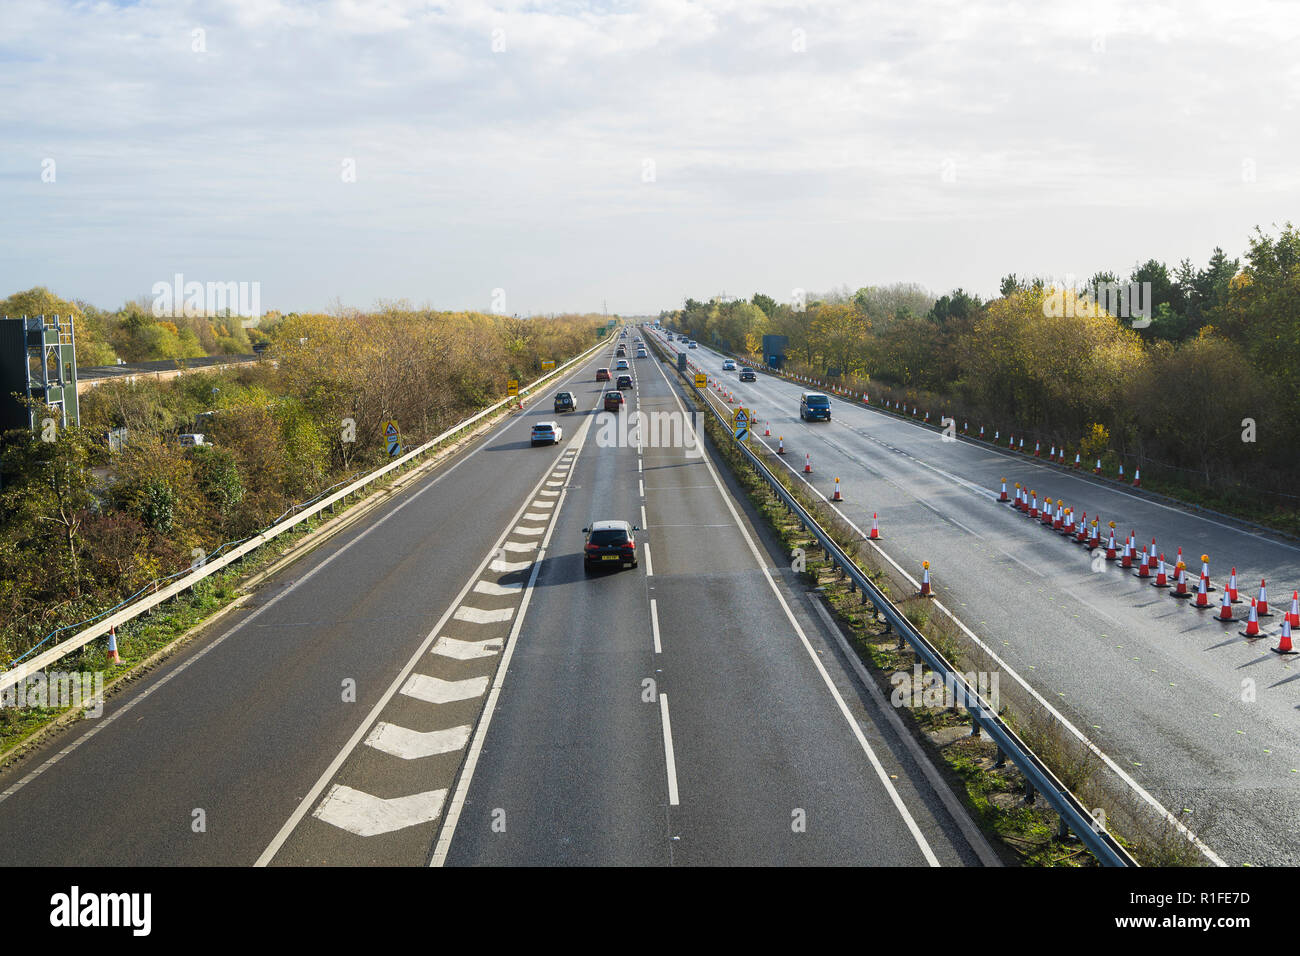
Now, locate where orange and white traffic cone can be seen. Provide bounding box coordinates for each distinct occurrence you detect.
[1118,463,1125,481]
[1133,468,1141,488]
[1146,538,1157,569]
[1288,590,1300,628]
[1273,616,1297,655]
[1120,533,1133,568]
[777,436,785,454]
[764,422,770,436]
[1034,441,1041,457]
[106,625,121,665]
[1053,502,1065,531]
[1172,562,1191,598]
[1028,491,1039,518]
[1074,453,1081,468]
[1088,520,1101,550]
[1154,555,1170,588]
[1257,580,1271,616]
[1075,512,1089,542]
[1240,598,1261,638]
[1227,567,1240,602]
[999,478,1009,502]
[804,454,812,474]
[832,478,842,501]
[1136,549,1151,578]
[869,513,880,539]
[1041,498,1053,526]
[920,561,932,597]
[1193,572,1211,608]
[1198,555,1215,592]
[1094,458,1102,475]
[1105,523,1118,560]
[1217,589,1235,622]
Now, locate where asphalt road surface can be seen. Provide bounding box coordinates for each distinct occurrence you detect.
[0,333,993,867]
[658,329,1300,866]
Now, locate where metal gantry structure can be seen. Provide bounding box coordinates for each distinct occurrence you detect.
[0,315,79,432]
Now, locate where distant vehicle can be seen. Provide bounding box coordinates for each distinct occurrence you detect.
[799,391,832,422]
[553,391,575,412]
[596,367,611,381]
[177,433,208,447]
[636,347,648,358]
[739,367,756,382]
[687,341,698,349]
[615,359,629,371]
[582,519,639,572]
[615,374,634,390]
[615,345,627,357]
[679,335,689,343]
[722,359,736,371]
[603,390,625,412]
[531,421,563,446]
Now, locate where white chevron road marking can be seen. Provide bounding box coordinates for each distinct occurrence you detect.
[401,674,489,704]
[490,557,533,573]
[474,580,523,596]
[365,723,472,759]
[453,605,514,624]
[312,785,447,836]
[432,635,502,660]
[513,525,545,536]
[522,513,550,522]
[502,540,537,552]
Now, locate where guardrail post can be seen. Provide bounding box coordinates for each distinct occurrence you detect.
[1058,817,1070,840]
[994,746,1007,769]
[1024,778,1037,805]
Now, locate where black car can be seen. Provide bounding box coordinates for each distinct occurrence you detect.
[615,374,633,390]
[583,520,639,571]
[739,368,756,382]
[553,391,575,412]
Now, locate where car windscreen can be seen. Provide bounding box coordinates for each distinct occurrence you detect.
[589,530,628,545]
[805,395,830,407]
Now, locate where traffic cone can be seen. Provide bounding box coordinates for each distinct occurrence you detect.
[920,561,932,597]
[832,478,842,501]
[869,513,880,539]
[1120,534,1133,568]
[764,422,770,436]
[998,478,1009,502]
[1074,453,1081,468]
[1028,491,1039,518]
[1118,463,1125,481]
[1088,520,1101,550]
[1153,555,1170,588]
[1257,580,1272,616]
[1133,469,1141,488]
[1240,598,1261,637]
[1227,567,1240,602]
[1094,458,1102,475]
[1053,502,1065,530]
[1019,438,1025,452]
[1049,445,1056,460]
[1075,512,1089,542]
[804,454,812,474]
[1034,441,1041,457]
[1172,563,1191,598]
[1062,508,1075,535]
[1193,572,1211,608]
[1136,548,1152,578]
[1040,498,1053,526]
[1289,591,1300,627]
[1147,538,1158,569]
[1105,523,1118,560]
[979,426,985,439]
[1198,554,1215,592]
[106,625,121,665]
[1217,589,1234,622]
[777,436,785,454]
[1057,448,1065,464]
[1273,616,1297,655]
[994,431,1000,444]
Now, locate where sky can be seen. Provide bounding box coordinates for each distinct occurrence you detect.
[2,0,1298,317]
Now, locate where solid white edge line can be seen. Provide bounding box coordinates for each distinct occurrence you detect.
[659,693,680,806]
[255,363,611,866]
[649,349,941,866]
[429,379,605,866]
[735,363,1227,866]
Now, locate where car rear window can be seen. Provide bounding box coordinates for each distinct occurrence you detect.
[533,424,554,432]
[589,530,628,545]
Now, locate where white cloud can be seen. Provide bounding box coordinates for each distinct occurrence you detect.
[2,0,1298,315]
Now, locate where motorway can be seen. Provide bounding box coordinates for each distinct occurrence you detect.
[0,332,994,866]
[656,329,1300,866]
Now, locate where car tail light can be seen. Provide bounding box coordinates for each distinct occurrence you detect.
[585,543,600,552]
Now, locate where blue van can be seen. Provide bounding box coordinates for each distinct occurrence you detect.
[799,391,831,422]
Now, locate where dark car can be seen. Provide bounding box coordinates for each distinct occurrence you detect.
[800,391,832,421]
[596,367,611,382]
[739,368,756,382]
[615,346,627,357]
[616,374,633,390]
[553,391,575,412]
[603,390,625,412]
[582,519,639,572]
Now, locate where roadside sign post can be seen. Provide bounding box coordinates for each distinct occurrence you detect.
[694,373,707,389]
[382,419,402,457]
[733,407,750,442]
[506,379,520,409]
